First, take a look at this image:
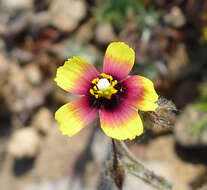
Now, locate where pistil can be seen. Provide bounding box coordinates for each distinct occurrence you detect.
[90,73,118,99]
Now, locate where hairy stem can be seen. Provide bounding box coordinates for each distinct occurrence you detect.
[112,139,118,170]
[115,140,172,190]
[111,139,124,190]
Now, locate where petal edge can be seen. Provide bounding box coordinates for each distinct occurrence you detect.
[123,75,158,111]
[103,42,135,80]
[54,56,100,95]
[100,103,143,140]
[55,96,98,137]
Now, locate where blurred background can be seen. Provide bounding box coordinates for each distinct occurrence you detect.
[0,0,207,190]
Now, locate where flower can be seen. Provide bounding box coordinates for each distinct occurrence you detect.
[54,42,158,140]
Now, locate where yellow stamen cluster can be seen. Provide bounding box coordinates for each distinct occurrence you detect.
[90,73,118,100]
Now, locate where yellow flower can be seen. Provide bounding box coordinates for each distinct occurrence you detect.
[54,42,158,140]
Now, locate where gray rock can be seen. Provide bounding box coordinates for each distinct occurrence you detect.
[21,178,70,190]
[174,104,207,146]
[95,23,116,44]
[1,0,34,10]
[49,0,87,31]
[75,19,95,44]
[11,48,35,64]
[167,44,189,81]
[144,136,206,190]
[24,64,42,85]
[8,128,40,158]
[31,108,53,135]
[198,185,207,190]
[0,53,9,74]
[164,6,186,28]
[51,39,101,65]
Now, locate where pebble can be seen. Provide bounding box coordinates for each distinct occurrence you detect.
[24,63,42,85]
[0,53,9,74]
[167,43,189,81]
[31,108,53,135]
[1,0,34,10]
[8,128,40,158]
[95,23,116,44]
[174,104,207,146]
[49,0,87,31]
[164,6,186,28]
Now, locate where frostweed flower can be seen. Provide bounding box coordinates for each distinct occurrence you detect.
[54,42,158,140]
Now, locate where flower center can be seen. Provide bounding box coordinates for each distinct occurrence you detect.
[90,73,118,100]
[97,78,110,91]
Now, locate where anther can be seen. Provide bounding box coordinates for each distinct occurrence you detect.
[92,78,99,84]
[90,89,94,95]
[112,80,117,86]
[109,76,113,81]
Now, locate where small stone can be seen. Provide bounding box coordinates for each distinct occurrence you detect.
[0,24,6,35]
[21,179,70,190]
[32,107,53,135]
[0,53,9,74]
[24,63,42,85]
[24,88,45,110]
[0,39,6,51]
[8,128,40,158]
[29,11,51,30]
[51,39,101,65]
[75,19,95,44]
[50,0,87,31]
[174,104,207,147]
[11,48,34,64]
[167,44,189,81]
[0,11,9,36]
[8,63,29,97]
[2,0,34,10]
[164,6,186,28]
[199,185,207,190]
[144,135,205,190]
[95,23,116,44]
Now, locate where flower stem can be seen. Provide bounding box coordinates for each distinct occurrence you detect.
[112,139,118,169]
[115,140,172,190]
[111,139,125,190]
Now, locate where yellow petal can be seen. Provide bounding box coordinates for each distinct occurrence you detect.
[123,75,159,111]
[54,56,100,95]
[100,102,143,140]
[55,96,98,137]
[103,42,135,80]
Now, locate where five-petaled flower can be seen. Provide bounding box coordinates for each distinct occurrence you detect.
[54,42,158,140]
